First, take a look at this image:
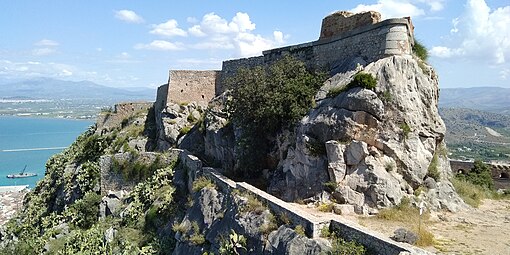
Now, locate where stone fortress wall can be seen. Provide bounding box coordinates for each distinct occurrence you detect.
[158,11,415,106]
[178,150,431,255]
[165,70,220,104]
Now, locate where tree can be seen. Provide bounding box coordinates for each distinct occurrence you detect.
[457,160,494,190]
[227,56,326,176]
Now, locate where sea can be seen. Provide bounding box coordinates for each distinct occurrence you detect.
[0,116,93,188]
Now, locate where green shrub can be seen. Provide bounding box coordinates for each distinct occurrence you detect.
[413,39,428,61]
[427,153,440,181]
[192,176,215,192]
[452,177,486,207]
[381,90,393,103]
[66,192,101,229]
[456,160,494,190]
[323,181,338,193]
[294,225,306,236]
[328,72,378,98]
[317,202,334,212]
[189,221,205,245]
[308,139,327,156]
[219,230,247,255]
[327,233,366,255]
[227,56,327,175]
[239,193,266,215]
[179,126,192,137]
[400,123,411,139]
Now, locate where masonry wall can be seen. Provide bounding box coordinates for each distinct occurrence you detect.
[96,102,152,134]
[179,150,430,255]
[219,18,413,95]
[319,11,381,40]
[166,70,219,104]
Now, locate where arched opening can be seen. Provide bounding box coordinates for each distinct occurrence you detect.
[457,169,466,174]
[201,94,205,99]
[500,172,509,179]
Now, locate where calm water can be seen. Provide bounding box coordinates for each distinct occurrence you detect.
[0,116,93,187]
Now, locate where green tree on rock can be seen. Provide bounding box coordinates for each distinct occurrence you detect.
[227,56,326,176]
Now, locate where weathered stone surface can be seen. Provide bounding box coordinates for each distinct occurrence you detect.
[391,228,418,245]
[345,140,369,166]
[268,55,463,211]
[320,11,382,40]
[99,191,125,218]
[265,226,331,255]
[325,140,347,182]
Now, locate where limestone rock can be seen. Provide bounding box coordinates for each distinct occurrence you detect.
[325,140,347,182]
[268,55,464,211]
[265,226,331,255]
[391,228,418,245]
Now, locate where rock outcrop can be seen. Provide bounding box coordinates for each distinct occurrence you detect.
[267,55,464,211]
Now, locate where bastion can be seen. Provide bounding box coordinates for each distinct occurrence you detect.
[157,10,415,106]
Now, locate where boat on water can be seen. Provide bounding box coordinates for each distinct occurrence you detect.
[6,165,37,179]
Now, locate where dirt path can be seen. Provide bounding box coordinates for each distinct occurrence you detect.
[293,199,510,254]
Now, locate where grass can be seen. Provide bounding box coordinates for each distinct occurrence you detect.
[377,198,429,222]
[327,72,377,98]
[400,123,411,139]
[427,153,440,181]
[317,202,334,212]
[189,221,205,245]
[294,225,305,236]
[451,178,486,207]
[376,198,435,247]
[259,213,278,236]
[192,176,215,193]
[238,193,266,215]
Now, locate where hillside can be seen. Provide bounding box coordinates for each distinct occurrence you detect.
[439,108,510,161]
[439,87,510,114]
[0,78,156,119]
[0,78,155,100]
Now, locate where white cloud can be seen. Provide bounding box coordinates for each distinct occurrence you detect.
[150,19,187,37]
[115,10,144,24]
[35,39,59,47]
[416,0,445,11]
[501,68,510,79]
[134,40,183,51]
[186,17,198,23]
[32,48,57,56]
[350,0,425,19]
[188,12,286,57]
[0,59,76,79]
[430,0,510,65]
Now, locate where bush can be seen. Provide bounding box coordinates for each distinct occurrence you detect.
[294,225,306,236]
[427,153,440,181]
[451,177,486,207]
[457,160,494,190]
[327,233,366,255]
[227,56,327,175]
[66,192,101,229]
[192,176,215,193]
[323,181,338,193]
[413,40,428,61]
[317,202,334,212]
[239,193,266,215]
[400,123,411,139]
[328,72,377,98]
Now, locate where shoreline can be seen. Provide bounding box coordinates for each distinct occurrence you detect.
[0,185,29,225]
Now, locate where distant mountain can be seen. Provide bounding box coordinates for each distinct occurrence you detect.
[439,107,510,161]
[0,78,155,101]
[439,87,510,114]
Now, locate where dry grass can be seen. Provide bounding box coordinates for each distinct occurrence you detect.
[317,202,334,212]
[192,176,215,193]
[451,178,486,207]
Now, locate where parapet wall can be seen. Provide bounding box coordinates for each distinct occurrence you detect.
[220,17,414,92]
[96,102,152,134]
[179,150,430,255]
[166,70,219,104]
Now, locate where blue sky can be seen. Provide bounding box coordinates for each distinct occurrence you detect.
[0,0,509,89]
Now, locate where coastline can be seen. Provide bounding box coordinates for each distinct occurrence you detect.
[0,185,29,226]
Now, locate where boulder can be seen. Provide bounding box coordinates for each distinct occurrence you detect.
[391,228,418,245]
[265,226,331,255]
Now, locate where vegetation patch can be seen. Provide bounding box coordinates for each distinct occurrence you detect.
[326,232,367,255]
[427,153,440,181]
[456,160,494,190]
[192,176,216,193]
[400,123,411,139]
[294,225,306,236]
[413,39,428,62]
[317,202,334,212]
[323,181,338,193]
[327,72,377,98]
[227,56,327,176]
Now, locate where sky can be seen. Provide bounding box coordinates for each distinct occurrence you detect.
[0,0,509,89]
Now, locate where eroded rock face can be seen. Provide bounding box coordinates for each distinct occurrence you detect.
[269,55,464,211]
